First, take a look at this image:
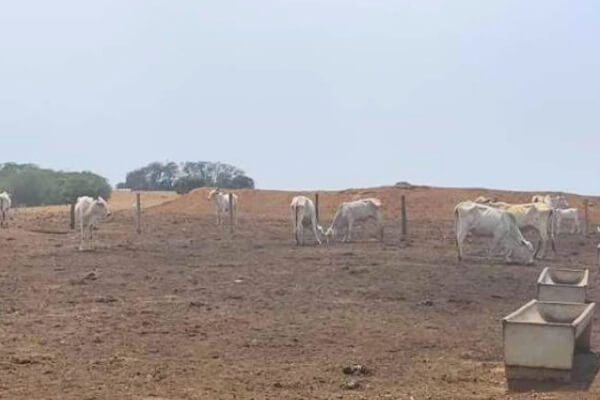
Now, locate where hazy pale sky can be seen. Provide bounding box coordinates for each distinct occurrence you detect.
[1,1,598,194]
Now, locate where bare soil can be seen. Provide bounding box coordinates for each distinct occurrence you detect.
[1,187,599,400]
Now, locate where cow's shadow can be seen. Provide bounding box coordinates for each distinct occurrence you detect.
[507,351,600,393]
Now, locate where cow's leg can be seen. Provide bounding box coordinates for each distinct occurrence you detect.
[88,225,95,250]
[456,228,467,262]
[488,233,502,259]
[347,219,354,242]
[1,210,5,227]
[537,229,548,259]
[504,248,514,263]
[311,216,322,246]
[293,207,299,245]
[79,222,85,251]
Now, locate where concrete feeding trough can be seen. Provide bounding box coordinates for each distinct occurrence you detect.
[503,300,595,382]
[536,267,589,303]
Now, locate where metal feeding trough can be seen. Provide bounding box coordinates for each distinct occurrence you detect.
[503,300,595,381]
[536,267,589,303]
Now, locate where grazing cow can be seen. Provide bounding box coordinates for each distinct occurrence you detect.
[0,192,11,227]
[486,201,555,259]
[208,189,238,225]
[553,208,581,235]
[324,198,383,242]
[532,194,569,210]
[454,201,535,264]
[75,196,111,251]
[290,196,323,245]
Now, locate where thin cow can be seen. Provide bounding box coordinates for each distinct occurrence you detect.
[484,201,555,259]
[75,196,112,251]
[290,195,323,245]
[324,198,383,242]
[208,189,238,226]
[454,201,535,264]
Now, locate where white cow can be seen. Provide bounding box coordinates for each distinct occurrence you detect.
[553,208,581,235]
[290,196,323,246]
[532,194,569,210]
[208,189,238,225]
[324,198,383,242]
[0,192,11,227]
[455,201,535,264]
[483,201,555,259]
[474,196,496,204]
[75,196,111,251]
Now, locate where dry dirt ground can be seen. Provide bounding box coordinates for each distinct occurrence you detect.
[1,187,599,400]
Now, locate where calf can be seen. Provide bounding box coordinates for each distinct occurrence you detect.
[75,196,111,251]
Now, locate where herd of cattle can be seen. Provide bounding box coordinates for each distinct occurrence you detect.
[0,189,586,263]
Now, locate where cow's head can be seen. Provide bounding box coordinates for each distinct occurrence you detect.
[556,194,569,209]
[95,197,111,218]
[208,188,221,201]
[317,225,329,243]
[515,238,535,264]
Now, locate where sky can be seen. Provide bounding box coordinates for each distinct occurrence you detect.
[1,1,599,194]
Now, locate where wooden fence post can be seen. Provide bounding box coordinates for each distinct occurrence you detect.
[136,193,142,234]
[229,193,234,234]
[70,201,76,230]
[401,195,407,237]
[584,199,589,237]
[315,193,320,224]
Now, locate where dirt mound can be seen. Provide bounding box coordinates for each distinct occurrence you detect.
[151,186,600,222]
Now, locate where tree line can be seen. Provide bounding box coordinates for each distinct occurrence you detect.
[116,161,255,193]
[0,163,111,207]
[0,160,255,207]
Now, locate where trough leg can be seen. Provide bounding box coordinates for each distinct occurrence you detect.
[576,323,593,352]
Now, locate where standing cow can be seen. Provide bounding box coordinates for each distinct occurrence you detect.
[75,196,112,251]
[455,201,535,264]
[324,198,383,242]
[208,188,238,226]
[478,201,555,259]
[290,196,323,246]
[0,192,11,227]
